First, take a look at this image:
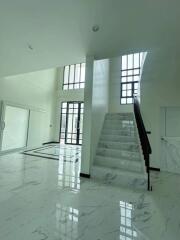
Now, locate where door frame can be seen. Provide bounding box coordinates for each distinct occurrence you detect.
[59,101,84,146]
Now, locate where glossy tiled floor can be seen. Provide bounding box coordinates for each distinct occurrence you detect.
[0,144,180,239]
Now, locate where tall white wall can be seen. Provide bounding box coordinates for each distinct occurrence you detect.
[53,67,84,141]
[81,56,94,174]
[141,48,180,168]
[109,57,133,113]
[81,57,110,174]
[91,59,109,163]
[0,69,57,146]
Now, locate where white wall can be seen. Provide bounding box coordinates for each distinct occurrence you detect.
[53,67,84,141]
[0,68,57,147]
[141,48,180,168]
[81,56,94,174]
[81,57,110,174]
[109,56,133,113]
[91,59,109,163]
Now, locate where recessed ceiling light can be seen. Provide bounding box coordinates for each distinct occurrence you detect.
[92,25,100,32]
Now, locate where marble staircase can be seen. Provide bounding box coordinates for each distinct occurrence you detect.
[91,113,147,190]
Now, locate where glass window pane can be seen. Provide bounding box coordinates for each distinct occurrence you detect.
[121,98,126,104]
[127,84,132,90]
[122,84,127,90]
[64,66,69,84]
[75,64,80,83]
[121,77,126,83]
[127,76,132,82]
[121,71,127,77]
[69,85,73,89]
[128,54,133,69]
[122,55,127,70]
[134,53,140,68]
[134,75,139,82]
[127,90,132,96]
[80,63,85,82]
[127,98,133,104]
[69,65,75,83]
[122,91,127,97]
[80,83,85,88]
[64,85,68,90]
[134,69,139,75]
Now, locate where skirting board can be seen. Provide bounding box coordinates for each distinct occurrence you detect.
[80,173,91,178]
[43,141,59,145]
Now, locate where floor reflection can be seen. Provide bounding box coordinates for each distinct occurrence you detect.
[119,201,137,240]
[58,144,81,191]
[56,203,79,239]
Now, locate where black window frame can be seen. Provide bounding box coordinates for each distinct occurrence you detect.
[63,63,85,90]
[120,53,143,105]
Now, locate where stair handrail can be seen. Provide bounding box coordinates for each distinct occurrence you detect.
[133,96,152,191]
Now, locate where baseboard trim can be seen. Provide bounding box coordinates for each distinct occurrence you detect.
[150,167,160,172]
[80,173,91,178]
[43,141,59,145]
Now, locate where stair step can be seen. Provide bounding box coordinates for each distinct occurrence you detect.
[91,165,147,190]
[95,155,142,172]
[98,141,139,151]
[105,114,134,121]
[102,129,135,137]
[96,147,140,160]
[100,134,136,143]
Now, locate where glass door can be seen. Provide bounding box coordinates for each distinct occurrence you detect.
[60,102,84,145]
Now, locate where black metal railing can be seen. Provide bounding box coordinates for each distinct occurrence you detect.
[133,97,152,191]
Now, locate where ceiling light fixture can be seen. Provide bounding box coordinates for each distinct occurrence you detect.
[92,25,100,32]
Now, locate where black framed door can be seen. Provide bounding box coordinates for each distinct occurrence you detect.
[60,102,84,145]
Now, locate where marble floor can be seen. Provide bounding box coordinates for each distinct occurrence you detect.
[0,144,180,239]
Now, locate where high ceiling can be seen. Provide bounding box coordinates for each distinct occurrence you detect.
[0,0,179,77]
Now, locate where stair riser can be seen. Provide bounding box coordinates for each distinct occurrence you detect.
[98,142,139,151]
[91,166,147,190]
[105,116,134,121]
[95,156,142,172]
[102,130,135,137]
[96,148,140,160]
[103,124,135,131]
[100,135,136,143]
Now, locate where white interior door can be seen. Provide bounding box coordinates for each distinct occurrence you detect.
[27,110,47,148]
[1,104,29,152]
[161,107,180,174]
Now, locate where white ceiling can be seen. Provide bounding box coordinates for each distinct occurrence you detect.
[0,0,179,77]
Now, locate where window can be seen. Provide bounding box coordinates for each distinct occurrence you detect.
[63,63,86,90]
[121,53,145,104]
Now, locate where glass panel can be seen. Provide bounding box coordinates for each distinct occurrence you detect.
[121,77,126,83]
[127,84,132,90]
[75,64,80,83]
[127,98,133,104]
[127,76,132,82]
[80,83,85,88]
[127,90,132,96]
[80,63,85,82]
[122,91,127,97]
[121,98,126,104]
[128,54,133,69]
[64,85,68,90]
[69,65,75,83]
[134,75,139,82]
[134,53,140,68]
[64,66,69,84]
[122,84,127,90]
[122,55,127,70]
